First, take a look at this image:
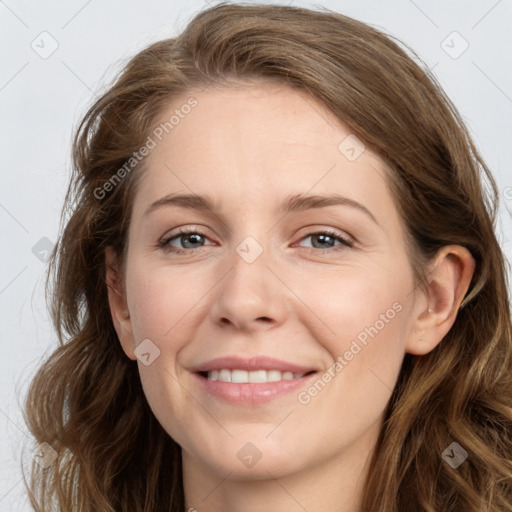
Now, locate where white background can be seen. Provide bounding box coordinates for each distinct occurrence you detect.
[1,0,511,509]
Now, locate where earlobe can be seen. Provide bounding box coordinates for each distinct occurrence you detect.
[105,246,137,360]
[406,245,475,356]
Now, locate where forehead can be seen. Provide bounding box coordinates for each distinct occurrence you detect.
[131,80,395,221]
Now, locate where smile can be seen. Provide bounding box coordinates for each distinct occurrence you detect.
[200,369,311,383]
[194,370,318,405]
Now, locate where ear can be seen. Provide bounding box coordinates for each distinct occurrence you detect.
[406,245,475,356]
[105,246,136,360]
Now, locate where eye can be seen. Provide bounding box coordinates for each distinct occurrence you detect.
[296,230,353,252]
[157,228,353,255]
[157,228,213,254]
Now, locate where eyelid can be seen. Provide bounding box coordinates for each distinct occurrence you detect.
[158,226,213,250]
[291,230,354,254]
[294,225,354,245]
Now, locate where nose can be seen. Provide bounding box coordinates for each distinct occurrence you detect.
[208,238,289,333]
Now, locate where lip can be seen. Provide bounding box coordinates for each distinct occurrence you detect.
[190,356,319,405]
[192,371,318,405]
[191,355,318,374]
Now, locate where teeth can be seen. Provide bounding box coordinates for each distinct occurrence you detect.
[219,369,231,382]
[205,369,307,383]
[267,370,282,382]
[248,370,267,383]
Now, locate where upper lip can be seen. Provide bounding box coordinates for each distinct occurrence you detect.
[191,356,318,374]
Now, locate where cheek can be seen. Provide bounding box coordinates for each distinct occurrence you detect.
[287,275,409,457]
[299,260,411,405]
[123,261,215,411]
[125,261,209,342]
[123,263,204,442]
[300,264,409,349]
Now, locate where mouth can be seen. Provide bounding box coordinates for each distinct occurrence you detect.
[191,355,320,404]
[193,367,318,405]
[197,369,317,383]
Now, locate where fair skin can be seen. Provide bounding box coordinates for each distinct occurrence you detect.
[106,80,475,512]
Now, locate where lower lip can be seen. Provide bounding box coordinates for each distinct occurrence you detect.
[193,372,317,405]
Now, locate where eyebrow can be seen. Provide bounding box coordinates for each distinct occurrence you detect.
[143,192,378,225]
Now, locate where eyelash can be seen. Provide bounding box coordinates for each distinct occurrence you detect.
[157,228,354,255]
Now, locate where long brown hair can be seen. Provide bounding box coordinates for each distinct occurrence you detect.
[23,3,512,510]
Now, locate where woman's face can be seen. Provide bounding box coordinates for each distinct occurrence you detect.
[113,80,425,479]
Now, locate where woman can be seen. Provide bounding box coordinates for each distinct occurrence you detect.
[23,2,512,511]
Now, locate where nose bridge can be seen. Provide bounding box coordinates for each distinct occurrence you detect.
[222,202,274,275]
[209,229,286,329]
[228,232,272,301]
[235,234,266,266]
